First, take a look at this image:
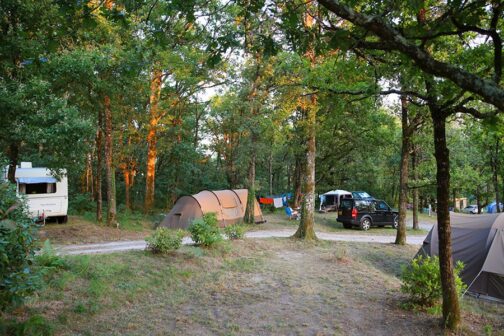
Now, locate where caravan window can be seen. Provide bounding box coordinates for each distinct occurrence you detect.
[19,183,56,195]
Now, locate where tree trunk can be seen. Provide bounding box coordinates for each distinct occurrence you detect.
[7,143,19,184]
[124,169,132,211]
[412,148,419,230]
[492,139,500,212]
[104,95,117,226]
[245,139,257,224]
[294,97,317,240]
[95,110,103,223]
[431,109,461,330]
[86,153,93,195]
[452,188,456,211]
[287,162,291,192]
[293,156,303,208]
[145,68,162,213]
[395,95,410,245]
[269,151,273,196]
[476,187,482,214]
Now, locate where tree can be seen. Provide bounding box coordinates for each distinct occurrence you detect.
[314,0,503,329]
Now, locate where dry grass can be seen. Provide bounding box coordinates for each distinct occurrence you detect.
[5,239,503,335]
[38,215,154,245]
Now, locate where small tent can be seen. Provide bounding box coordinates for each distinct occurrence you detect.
[159,189,265,229]
[486,202,504,213]
[417,213,504,301]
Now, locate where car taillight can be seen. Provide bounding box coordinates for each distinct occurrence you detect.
[352,208,358,219]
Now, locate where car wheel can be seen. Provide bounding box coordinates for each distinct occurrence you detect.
[392,215,399,229]
[360,217,371,231]
[343,222,352,229]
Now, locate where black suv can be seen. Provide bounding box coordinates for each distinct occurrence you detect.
[337,198,398,230]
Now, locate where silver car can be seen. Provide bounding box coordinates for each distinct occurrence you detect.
[462,205,479,214]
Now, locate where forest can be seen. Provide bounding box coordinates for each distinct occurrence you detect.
[1,0,503,332]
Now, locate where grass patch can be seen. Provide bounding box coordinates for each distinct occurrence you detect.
[255,211,430,236]
[4,239,502,335]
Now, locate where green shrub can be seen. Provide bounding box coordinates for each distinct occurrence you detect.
[145,228,185,253]
[68,193,94,214]
[0,315,54,336]
[35,240,68,272]
[224,224,246,240]
[188,213,222,247]
[0,181,40,311]
[401,255,466,308]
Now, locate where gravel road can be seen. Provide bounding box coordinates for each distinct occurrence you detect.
[55,229,428,256]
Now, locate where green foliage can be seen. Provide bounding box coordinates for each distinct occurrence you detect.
[145,228,185,254]
[0,315,54,336]
[68,193,95,215]
[0,181,39,311]
[223,225,246,240]
[35,240,68,271]
[188,213,222,247]
[401,255,466,309]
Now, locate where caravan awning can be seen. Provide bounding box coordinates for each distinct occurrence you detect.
[17,177,57,184]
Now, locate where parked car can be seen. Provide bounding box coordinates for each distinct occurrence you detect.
[337,198,398,230]
[462,205,479,214]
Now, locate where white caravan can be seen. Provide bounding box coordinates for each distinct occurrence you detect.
[3,162,68,223]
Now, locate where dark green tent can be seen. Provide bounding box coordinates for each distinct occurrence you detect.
[417,213,504,302]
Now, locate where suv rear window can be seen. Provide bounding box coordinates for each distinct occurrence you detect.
[340,199,353,210]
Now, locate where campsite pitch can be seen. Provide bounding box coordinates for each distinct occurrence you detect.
[10,239,504,335]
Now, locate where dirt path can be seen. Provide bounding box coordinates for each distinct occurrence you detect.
[55,230,428,255]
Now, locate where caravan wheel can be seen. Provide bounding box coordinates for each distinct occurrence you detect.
[57,216,68,224]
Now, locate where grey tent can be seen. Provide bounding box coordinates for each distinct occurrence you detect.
[417,213,504,301]
[159,189,265,229]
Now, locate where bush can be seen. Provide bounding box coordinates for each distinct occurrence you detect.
[0,181,40,311]
[0,315,54,336]
[68,193,94,214]
[401,255,466,308]
[146,228,185,253]
[224,224,246,240]
[35,240,68,271]
[188,213,222,247]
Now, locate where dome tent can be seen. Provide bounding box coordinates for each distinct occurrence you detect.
[416,213,504,301]
[159,189,265,229]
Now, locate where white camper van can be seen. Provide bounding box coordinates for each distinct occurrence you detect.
[3,162,68,223]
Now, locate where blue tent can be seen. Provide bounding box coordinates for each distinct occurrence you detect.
[486,202,504,213]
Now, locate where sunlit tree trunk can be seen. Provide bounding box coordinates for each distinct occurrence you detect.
[294,6,317,240]
[145,68,162,213]
[294,98,317,240]
[245,138,257,224]
[396,95,410,245]
[104,95,117,226]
